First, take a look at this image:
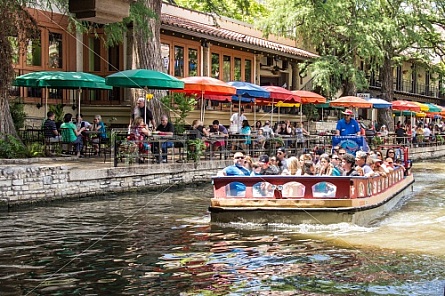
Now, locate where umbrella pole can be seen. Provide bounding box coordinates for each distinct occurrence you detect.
[300,104,302,124]
[78,88,82,126]
[238,95,241,133]
[270,99,274,124]
[45,87,48,120]
[200,92,204,122]
[254,102,256,127]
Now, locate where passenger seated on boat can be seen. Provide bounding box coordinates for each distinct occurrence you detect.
[384,157,395,171]
[317,154,341,176]
[355,151,373,175]
[341,153,360,176]
[302,160,316,176]
[276,147,288,173]
[330,154,344,175]
[243,155,253,173]
[281,156,300,175]
[221,152,251,196]
[250,161,262,176]
[371,158,388,177]
[258,154,280,175]
[297,154,312,175]
[394,158,406,173]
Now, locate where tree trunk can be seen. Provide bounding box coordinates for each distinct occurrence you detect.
[133,0,168,126]
[378,55,394,131]
[0,29,17,138]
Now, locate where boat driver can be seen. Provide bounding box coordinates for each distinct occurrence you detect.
[335,109,361,136]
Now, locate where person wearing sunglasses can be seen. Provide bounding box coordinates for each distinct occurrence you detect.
[220,152,251,196]
[335,109,361,136]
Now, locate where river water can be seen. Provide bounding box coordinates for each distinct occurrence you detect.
[0,161,444,295]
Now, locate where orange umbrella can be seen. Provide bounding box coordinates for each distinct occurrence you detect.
[392,100,421,112]
[330,96,372,108]
[174,76,237,121]
[292,90,326,104]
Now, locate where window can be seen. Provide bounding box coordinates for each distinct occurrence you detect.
[188,48,198,76]
[108,46,120,71]
[48,32,63,69]
[88,37,101,72]
[174,46,184,77]
[234,58,241,81]
[26,34,42,66]
[161,43,170,74]
[223,55,231,81]
[211,53,220,79]
[245,59,252,83]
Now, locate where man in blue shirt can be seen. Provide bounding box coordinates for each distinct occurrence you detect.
[221,152,251,196]
[336,109,361,136]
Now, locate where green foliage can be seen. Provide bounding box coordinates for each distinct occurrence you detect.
[302,104,318,122]
[49,104,65,123]
[187,138,206,162]
[9,98,26,130]
[0,134,26,159]
[161,93,197,134]
[175,0,268,23]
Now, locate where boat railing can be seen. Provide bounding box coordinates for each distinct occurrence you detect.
[212,168,406,200]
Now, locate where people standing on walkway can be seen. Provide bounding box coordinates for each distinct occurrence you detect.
[335,109,360,136]
[131,97,156,129]
[230,107,247,134]
[260,121,274,139]
[295,122,309,149]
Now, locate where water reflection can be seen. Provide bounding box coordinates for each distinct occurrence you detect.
[0,162,444,295]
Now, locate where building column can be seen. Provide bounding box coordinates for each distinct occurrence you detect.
[201,40,210,76]
[255,54,263,85]
[76,32,83,71]
[291,62,299,90]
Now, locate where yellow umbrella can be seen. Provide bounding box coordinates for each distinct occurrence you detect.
[413,102,429,112]
[275,101,301,108]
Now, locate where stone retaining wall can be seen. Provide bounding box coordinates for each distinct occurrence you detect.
[0,145,444,210]
[0,159,230,210]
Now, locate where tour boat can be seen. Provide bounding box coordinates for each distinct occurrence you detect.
[210,149,414,226]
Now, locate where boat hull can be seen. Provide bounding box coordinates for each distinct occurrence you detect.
[210,174,414,226]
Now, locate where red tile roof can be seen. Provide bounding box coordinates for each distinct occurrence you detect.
[161,14,318,60]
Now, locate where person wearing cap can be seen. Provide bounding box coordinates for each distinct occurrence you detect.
[258,154,279,175]
[131,97,156,129]
[335,109,360,136]
[276,147,288,173]
[220,152,251,196]
[355,151,373,175]
[230,107,247,134]
[341,153,360,176]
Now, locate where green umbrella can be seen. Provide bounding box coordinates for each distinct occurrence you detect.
[14,71,112,89]
[105,69,184,89]
[14,71,112,118]
[425,103,442,113]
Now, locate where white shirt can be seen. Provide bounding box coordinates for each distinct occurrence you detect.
[230,112,247,133]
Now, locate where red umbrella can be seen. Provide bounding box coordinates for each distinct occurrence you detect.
[259,86,300,122]
[330,96,372,109]
[392,100,421,112]
[174,76,236,121]
[292,90,326,104]
[260,86,300,102]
